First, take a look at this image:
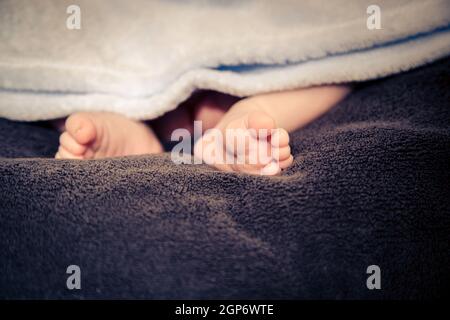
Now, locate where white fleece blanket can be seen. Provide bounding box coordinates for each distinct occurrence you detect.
[1,0,450,121]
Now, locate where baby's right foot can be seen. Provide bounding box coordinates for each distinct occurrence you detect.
[193,85,351,175]
[55,112,163,159]
[194,104,293,176]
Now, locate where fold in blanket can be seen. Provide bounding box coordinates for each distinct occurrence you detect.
[0,0,450,121]
[1,58,449,299]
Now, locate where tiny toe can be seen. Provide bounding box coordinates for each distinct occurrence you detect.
[279,155,294,169]
[65,113,97,145]
[273,145,291,162]
[260,160,281,176]
[57,146,83,160]
[271,128,289,147]
[59,132,87,155]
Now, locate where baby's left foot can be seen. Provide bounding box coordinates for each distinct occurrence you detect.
[55,112,163,159]
[194,101,293,175]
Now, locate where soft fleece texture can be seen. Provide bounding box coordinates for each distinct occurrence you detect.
[0,58,449,299]
[0,0,450,121]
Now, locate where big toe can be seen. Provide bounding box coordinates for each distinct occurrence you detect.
[247,111,276,137]
[65,113,97,145]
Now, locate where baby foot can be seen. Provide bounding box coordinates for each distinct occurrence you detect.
[55,112,163,159]
[194,104,293,175]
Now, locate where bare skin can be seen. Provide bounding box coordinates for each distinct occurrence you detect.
[55,85,351,175]
[55,112,163,159]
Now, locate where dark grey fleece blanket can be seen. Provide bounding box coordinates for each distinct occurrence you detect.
[0,59,449,300]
